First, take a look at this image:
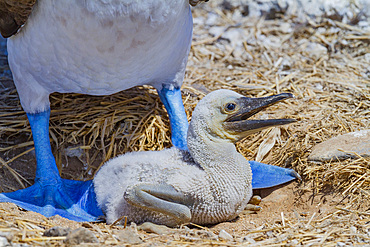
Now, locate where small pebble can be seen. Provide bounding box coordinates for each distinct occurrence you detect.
[43,226,71,237]
[0,236,10,247]
[218,229,233,241]
[350,226,357,234]
[138,222,173,235]
[0,232,14,242]
[303,42,327,60]
[286,239,299,246]
[240,236,256,244]
[266,230,274,238]
[114,226,142,244]
[64,228,99,245]
[280,23,292,33]
[65,146,84,158]
[280,58,291,71]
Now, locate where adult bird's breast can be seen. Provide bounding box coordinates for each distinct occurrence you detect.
[7,0,192,100]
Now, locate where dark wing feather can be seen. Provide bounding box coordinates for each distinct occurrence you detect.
[0,0,36,38]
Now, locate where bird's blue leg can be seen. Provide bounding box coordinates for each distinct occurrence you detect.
[157,85,189,150]
[0,109,103,221]
[249,161,301,189]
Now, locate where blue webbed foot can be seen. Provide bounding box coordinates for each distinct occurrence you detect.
[0,179,102,221]
[157,85,189,150]
[0,110,103,221]
[250,161,301,189]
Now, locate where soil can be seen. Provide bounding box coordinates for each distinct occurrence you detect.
[0,179,346,245]
[0,0,368,245]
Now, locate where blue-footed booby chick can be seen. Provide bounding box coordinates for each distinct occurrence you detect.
[94,89,299,226]
[0,0,208,221]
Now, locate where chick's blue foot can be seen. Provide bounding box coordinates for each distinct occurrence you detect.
[0,110,102,221]
[157,85,189,150]
[250,161,301,189]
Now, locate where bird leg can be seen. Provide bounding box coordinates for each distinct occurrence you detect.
[0,109,103,221]
[124,183,192,224]
[157,85,189,150]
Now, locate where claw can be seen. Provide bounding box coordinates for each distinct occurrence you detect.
[240,195,262,215]
[249,195,262,205]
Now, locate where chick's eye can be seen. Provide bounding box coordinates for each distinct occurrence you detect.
[225,103,236,111]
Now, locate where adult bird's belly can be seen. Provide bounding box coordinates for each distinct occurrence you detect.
[7,0,192,96]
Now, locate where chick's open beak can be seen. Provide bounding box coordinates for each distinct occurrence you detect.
[223,93,296,135]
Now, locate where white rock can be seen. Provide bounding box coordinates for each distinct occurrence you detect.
[138,222,173,235]
[309,130,370,162]
[280,23,292,33]
[315,83,324,91]
[64,228,99,245]
[241,236,256,244]
[206,13,219,26]
[223,29,247,47]
[44,226,71,237]
[218,229,233,241]
[65,146,84,158]
[114,226,143,244]
[209,26,225,38]
[365,53,370,64]
[303,42,327,60]
[0,236,10,247]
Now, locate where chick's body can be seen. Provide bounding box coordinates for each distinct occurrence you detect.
[94,147,252,226]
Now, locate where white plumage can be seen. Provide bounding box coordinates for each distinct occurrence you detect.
[94,90,253,226]
[7,0,192,113]
[0,0,205,221]
[1,0,298,223]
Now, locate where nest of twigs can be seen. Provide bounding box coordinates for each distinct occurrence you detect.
[0,0,369,245]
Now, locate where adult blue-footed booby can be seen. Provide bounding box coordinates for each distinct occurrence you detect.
[0,1,298,222]
[0,0,207,221]
[94,89,299,226]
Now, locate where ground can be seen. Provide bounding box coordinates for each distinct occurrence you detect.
[0,182,348,245]
[0,0,369,246]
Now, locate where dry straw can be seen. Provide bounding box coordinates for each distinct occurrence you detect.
[0,1,369,245]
